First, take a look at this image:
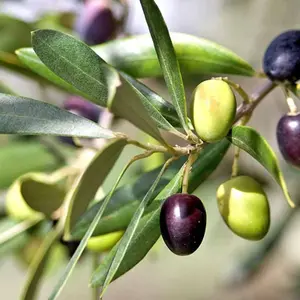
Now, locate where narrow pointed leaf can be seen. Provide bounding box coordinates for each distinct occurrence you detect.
[31,29,119,107]
[90,139,230,287]
[100,159,173,295]
[140,0,189,132]
[119,71,181,130]
[228,125,295,207]
[0,93,114,138]
[48,155,141,300]
[21,227,62,300]
[64,138,127,237]
[71,162,182,239]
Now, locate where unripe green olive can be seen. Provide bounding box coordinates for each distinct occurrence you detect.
[192,79,236,142]
[87,231,124,253]
[216,176,270,240]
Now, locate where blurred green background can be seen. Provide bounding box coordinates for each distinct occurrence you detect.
[1,0,300,299]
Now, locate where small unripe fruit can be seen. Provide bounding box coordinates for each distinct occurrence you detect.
[217,176,270,241]
[160,194,206,256]
[263,30,300,83]
[192,80,236,143]
[75,0,117,45]
[87,231,124,253]
[277,113,300,167]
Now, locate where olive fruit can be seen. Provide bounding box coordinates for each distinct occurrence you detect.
[75,0,117,45]
[263,30,300,83]
[192,79,236,143]
[277,113,300,167]
[160,194,206,256]
[87,231,124,253]
[217,176,270,241]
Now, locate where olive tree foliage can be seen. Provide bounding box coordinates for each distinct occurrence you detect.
[0,0,299,299]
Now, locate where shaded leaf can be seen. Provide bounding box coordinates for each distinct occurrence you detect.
[71,159,184,239]
[20,173,65,218]
[140,0,189,132]
[118,71,181,131]
[0,93,114,138]
[90,139,230,287]
[99,159,173,295]
[64,138,127,237]
[21,227,62,300]
[0,141,61,189]
[228,125,295,207]
[31,29,119,107]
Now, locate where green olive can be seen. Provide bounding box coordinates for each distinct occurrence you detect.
[192,79,236,142]
[216,176,270,240]
[87,231,124,253]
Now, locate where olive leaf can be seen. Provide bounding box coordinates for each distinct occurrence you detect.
[99,159,174,296]
[227,125,295,207]
[140,0,189,133]
[21,228,62,300]
[90,139,231,287]
[31,29,120,107]
[64,138,127,238]
[0,93,114,139]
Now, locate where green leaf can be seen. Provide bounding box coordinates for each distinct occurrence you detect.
[99,159,173,295]
[71,160,183,239]
[118,71,181,131]
[19,173,65,218]
[0,15,32,53]
[0,141,61,189]
[90,139,230,287]
[0,93,114,138]
[140,0,189,132]
[21,227,62,300]
[0,81,14,94]
[64,138,127,238]
[31,29,119,107]
[228,125,295,207]
[0,218,39,257]
[48,153,140,300]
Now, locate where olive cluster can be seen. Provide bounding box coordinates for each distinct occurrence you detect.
[160,30,300,256]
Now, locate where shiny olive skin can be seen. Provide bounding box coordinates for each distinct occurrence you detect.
[160,194,206,256]
[263,30,300,83]
[277,113,300,167]
[217,176,270,241]
[192,79,236,143]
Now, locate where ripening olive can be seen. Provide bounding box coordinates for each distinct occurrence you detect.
[276,113,300,167]
[192,80,236,143]
[160,194,206,256]
[217,176,270,241]
[87,231,124,253]
[263,30,300,83]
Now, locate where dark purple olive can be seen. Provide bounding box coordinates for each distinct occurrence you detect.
[263,30,300,83]
[277,113,300,167]
[75,0,117,46]
[60,96,101,146]
[160,194,206,256]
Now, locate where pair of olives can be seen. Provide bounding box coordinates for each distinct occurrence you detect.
[160,176,270,256]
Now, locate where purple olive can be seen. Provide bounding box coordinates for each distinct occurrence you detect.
[60,96,101,146]
[160,194,206,256]
[263,30,300,83]
[277,113,300,167]
[75,0,117,45]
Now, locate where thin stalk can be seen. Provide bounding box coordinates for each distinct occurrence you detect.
[182,153,197,194]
